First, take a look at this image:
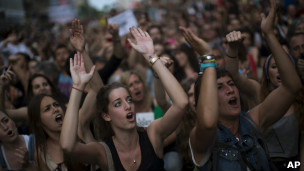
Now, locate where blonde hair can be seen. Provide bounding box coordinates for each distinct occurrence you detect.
[119,70,152,112]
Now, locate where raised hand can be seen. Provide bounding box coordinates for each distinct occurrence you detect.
[108,23,119,37]
[70,19,85,52]
[260,0,277,34]
[226,31,243,51]
[128,27,154,56]
[179,26,212,55]
[14,147,29,170]
[0,66,16,86]
[70,52,95,87]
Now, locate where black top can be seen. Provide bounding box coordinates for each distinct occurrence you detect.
[98,54,123,84]
[105,129,164,171]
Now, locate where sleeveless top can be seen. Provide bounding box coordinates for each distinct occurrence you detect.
[265,113,299,158]
[190,112,272,171]
[105,129,164,171]
[0,134,35,170]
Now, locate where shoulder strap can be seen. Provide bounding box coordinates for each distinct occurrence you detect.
[99,141,115,171]
[28,134,35,161]
[0,146,7,169]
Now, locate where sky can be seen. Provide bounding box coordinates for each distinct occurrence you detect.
[88,0,117,10]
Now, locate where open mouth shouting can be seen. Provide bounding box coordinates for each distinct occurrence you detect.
[228,97,239,108]
[126,112,135,122]
[55,114,63,125]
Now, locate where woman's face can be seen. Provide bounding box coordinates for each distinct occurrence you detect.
[127,74,145,102]
[0,112,18,143]
[104,87,136,130]
[217,76,241,118]
[154,44,164,56]
[32,77,52,96]
[175,51,188,67]
[268,58,281,88]
[40,96,64,133]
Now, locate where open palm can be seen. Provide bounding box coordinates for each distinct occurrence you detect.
[128,27,154,55]
[261,0,277,34]
[70,52,95,86]
[70,19,85,52]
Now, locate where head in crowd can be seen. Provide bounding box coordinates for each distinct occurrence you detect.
[94,82,133,140]
[28,94,66,169]
[195,69,241,118]
[154,42,165,56]
[27,73,64,103]
[28,59,38,76]
[288,32,304,61]
[260,54,296,101]
[175,43,200,74]
[54,44,70,70]
[147,25,163,43]
[34,61,60,86]
[287,18,304,39]
[160,50,186,82]
[10,52,31,70]
[212,45,225,69]
[201,22,217,42]
[120,70,151,107]
[0,109,18,144]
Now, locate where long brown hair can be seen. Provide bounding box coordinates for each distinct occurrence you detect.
[94,82,131,141]
[177,78,197,170]
[28,94,71,170]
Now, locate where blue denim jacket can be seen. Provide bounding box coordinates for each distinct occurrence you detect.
[197,112,271,171]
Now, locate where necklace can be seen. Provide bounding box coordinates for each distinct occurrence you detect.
[113,135,139,167]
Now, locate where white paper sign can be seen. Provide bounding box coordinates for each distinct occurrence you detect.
[136,112,154,127]
[107,10,138,37]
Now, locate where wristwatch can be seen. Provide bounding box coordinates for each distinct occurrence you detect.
[199,55,215,63]
[149,55,160,65]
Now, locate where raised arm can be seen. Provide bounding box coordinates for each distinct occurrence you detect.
[60,53,107,167]
[0,66,28,123]
[250,0,302,131]
[0,66,15,108]
[69,19,104,143]
[190,68,218,164]
[179,26,212,56]
[128,27,188,147]
[97,23,125,83]
[225,31,261,107]
[154,57,174,113]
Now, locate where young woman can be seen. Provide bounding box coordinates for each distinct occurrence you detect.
[0,109,35,170]
[188,0,302,170]
[225,1,303,169]
[120,70,163,127]
[60,27,188,171]
[0,69,35,170]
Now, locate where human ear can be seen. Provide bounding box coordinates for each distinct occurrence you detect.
[102,112,111,121]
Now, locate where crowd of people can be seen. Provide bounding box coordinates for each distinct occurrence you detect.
[0,0,304,170]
